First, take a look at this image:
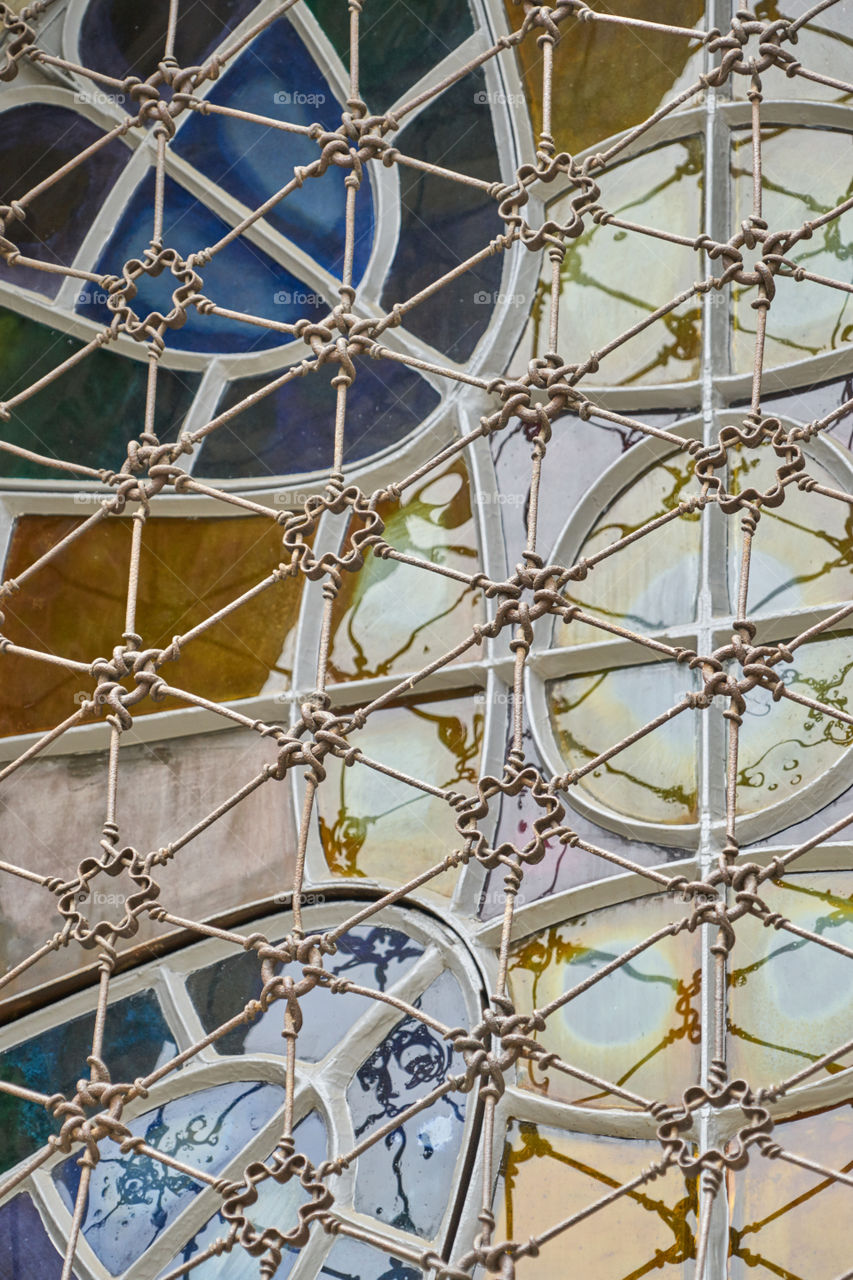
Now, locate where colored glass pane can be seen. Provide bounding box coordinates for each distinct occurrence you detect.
[79,0,257,81]
[0,308,198,478]
[380,70,503,361]
[317,693,484,894]
[187,925,424,1060]
[504,0,705,155]
[304,0,475,110]
[729,873,853,1085]
[0,106,128,298]
[196,354,438,478]
[0,1196,65,1279]
[732,127,853,372]
[327,459,483,682]
[547,663,699,826]
[733,1,853,104]
[495,1119,696,1278]
[320,1237,424,1279]
[0,513,301,737]
[507,895,702,1107]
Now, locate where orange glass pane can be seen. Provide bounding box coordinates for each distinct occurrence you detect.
[0,513,302,736]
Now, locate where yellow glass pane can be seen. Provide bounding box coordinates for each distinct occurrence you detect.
[729,872,853,1085]
[0,514,301,737]
[731,127,853,372]
[554,453,701,647]
[507,894,702,1107]
[495,1119,697,1279]
[522,140,703,386]
[503,1,705,155]
[547,663,699,825]
[317,692,483,896]
[730,1102,853,1279]
[326,458,483,682]
[737,637,853,815]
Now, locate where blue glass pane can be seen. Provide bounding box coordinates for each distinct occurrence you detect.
[187,926,423,1061]
[54,1080,286,1275]
[0,106,128,298]
[195,354,438,478]
[304,0,475,111]
[0,308,198,479]
[320,1237,424,1280]
[78,172,325,352]
[0,1195,65,1280]
[80,0,257,82]
[380,69,502,362]
[0,990,176,1175]
[174,20,374,281]
[347,970,467,1238]
[159,1110,326,1278]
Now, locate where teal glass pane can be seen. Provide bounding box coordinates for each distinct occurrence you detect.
[187,925,424,1061]
[80,0,257,82]
[0,309,198,478]
[54,1080,286,1274]
[0,990,176,1176]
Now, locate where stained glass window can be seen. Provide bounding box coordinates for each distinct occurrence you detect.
[1,2,853,1278]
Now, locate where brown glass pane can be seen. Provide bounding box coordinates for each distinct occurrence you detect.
[0,514,302,736]
[503,1,705,155]
[495,1119,697,1278]
[318,692,484,895]
[326,459,484,682]
[507,895,702,1107]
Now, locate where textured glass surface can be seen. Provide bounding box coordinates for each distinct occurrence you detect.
[732,127,853,372]
[79,0,257,81]
[327,460,482,681]
[495,1119,696,1278]
[504,1,705,154]
[507,895,702,1107]
[0,309,197,478]
[1,513,302,737]
[348,970,467,1238]
[304,0,474,109]
[174,19,373,281]
[532,140,703,386]
[79,172,323,352]
[547,663,699,825]
[728,445,853,613]
[737,637,853,815]
[751,375,853,450]
[196,354,438,478]
[0,106,128,298]
[733,1,853,104]
[318,693,484,893]
[320,1237,424,1278]
[0,991,176,1176]
[55,1080,285,1274]
[553,454,700,647]
[0,1195,65,1279]
[160,1110,326,1279]
[187,925,424,1060]
[729,873,853,1084]
[380,70,502,361]
[729,1102,853,1279]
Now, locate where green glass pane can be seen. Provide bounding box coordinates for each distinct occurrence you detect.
[522,140,703,387]
[728,441,853,613]
[547,663,699,825]
[0,514,302,736]
[318,692,483,895]
[507,895,702,1108]
[303,0,474,109]
[736,636,853,815]
[0,309,198,478]
[734,2,853,105]
[729,873,853,1087]
[731,127,853,372]
[503,0,705,155]
[553,453,701,647]
[730,1101,853,1279]
[327,459,483,682]
[495,1120,697,1278]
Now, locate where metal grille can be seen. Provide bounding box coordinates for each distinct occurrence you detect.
[1,2,853,1276]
